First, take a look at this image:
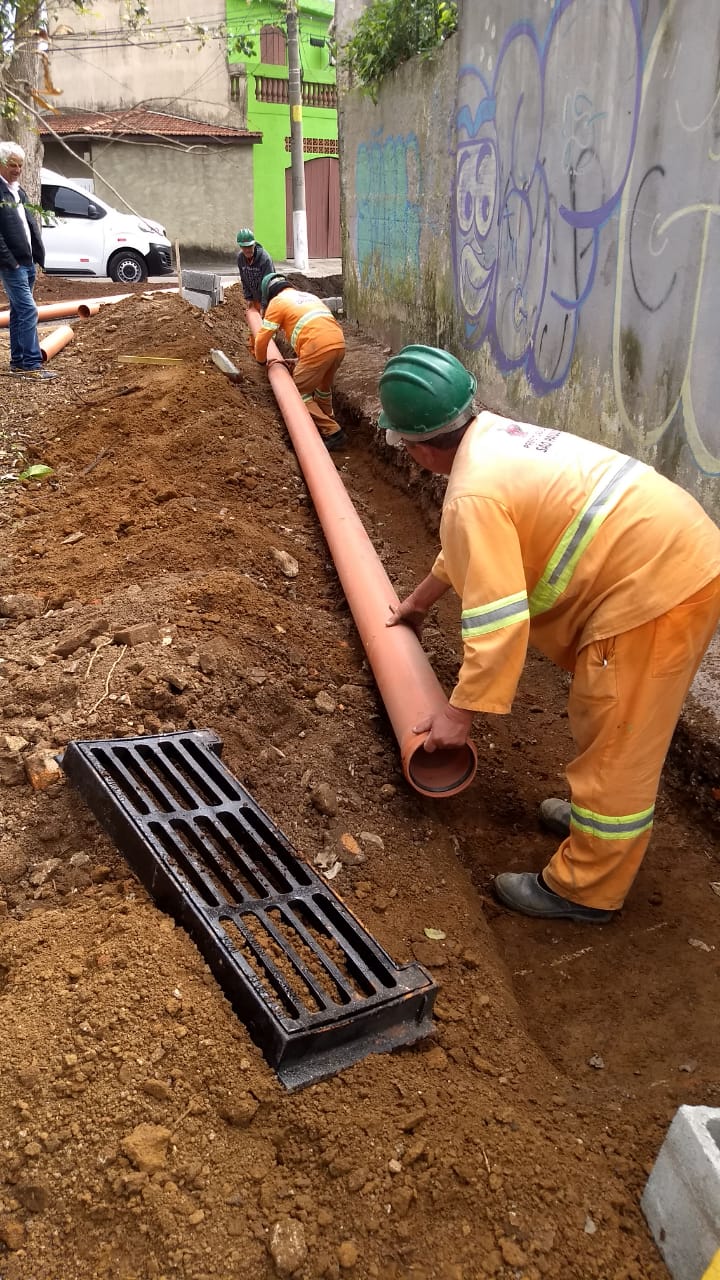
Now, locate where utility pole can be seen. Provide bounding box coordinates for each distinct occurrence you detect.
[286,0,309,271]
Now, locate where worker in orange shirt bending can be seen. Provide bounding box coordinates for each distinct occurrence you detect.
[380,345,720,925]
[253,273,346,452]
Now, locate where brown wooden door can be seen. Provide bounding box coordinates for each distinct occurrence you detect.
[285,157,340,259]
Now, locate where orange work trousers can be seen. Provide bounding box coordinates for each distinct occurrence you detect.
[544,575,720,911]
[294,330,345,437]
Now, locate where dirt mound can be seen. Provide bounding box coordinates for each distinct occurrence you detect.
[283,272,343,298]
[0,282,715,1279]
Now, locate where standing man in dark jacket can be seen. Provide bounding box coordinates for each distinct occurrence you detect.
[0,142,56,381]
[236,228,274,311]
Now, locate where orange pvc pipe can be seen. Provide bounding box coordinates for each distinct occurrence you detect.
[0,300,94,328]
[0,287,180,329]
[246,309,477,799]
[40,324,74,362]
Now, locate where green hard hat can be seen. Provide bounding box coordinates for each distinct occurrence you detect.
[378,345,477,439]
[260,272,290,307]
[236,227,255,246]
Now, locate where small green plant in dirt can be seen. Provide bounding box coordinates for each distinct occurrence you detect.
[344,0,458,101]
[0,463,54,485]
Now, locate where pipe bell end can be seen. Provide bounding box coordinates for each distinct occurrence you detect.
[401,730,477,799]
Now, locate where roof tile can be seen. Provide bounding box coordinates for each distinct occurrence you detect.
[40,107,260,141]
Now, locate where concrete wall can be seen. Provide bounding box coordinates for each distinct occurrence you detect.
[339,0,720,520]
[334,0,372,48]
[42,137,255,255]
[51,0,242,125]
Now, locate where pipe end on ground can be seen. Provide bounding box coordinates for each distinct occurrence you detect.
[402,732,478,798]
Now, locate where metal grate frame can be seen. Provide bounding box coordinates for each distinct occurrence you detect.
[61,730,437,1089]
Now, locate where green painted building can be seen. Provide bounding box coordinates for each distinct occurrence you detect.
[226,0,338,262]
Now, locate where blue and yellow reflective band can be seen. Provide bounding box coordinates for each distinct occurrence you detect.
[570,802,655,840]
[461,590,530,638]
[261,319,279,332]
[529,456,643,617]
[290,308,332,350]
[315,389,332,399]
[301,393,314,403]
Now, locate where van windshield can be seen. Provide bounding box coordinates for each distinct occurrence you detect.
[41,184,107,220]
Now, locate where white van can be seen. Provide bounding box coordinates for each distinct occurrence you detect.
[39,169,173,284]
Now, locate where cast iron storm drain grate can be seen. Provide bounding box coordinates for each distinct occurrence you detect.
[61,730,437,1090]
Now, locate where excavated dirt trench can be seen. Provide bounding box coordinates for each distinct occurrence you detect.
[0,277,718,1280]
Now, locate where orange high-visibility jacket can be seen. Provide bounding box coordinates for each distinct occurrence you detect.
[254,290,344,364]
[432,413,720,714]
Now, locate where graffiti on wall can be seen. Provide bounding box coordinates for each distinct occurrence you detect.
[452,0,642,393]
[613,0,720,475]
[355,129,421,277]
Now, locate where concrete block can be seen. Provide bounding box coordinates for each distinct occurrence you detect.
[181,270,224,309]
[181,269,218,294]
[642,1105,720,1280]
[182,288,213,311]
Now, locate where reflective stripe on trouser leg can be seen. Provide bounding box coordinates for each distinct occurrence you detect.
[294,340,345,437]
[297,390,337,434]
[314,388,336,419]
[544,575,720,910]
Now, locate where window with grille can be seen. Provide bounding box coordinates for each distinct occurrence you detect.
[261,24,287,65]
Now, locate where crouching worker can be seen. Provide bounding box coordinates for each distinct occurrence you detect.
[236,228,273,312]
[253,272,346,452]
[380,345,720,924]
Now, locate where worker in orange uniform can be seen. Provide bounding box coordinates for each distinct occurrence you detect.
[253,272,346,452]
[380,345,720,924]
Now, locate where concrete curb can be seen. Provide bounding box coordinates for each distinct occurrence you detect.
[642,1105,720,1280]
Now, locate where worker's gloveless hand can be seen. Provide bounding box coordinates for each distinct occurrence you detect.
[414,705,473,753]
[386,599,428,639]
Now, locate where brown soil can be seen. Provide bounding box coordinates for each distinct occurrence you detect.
[0,277,717,1280]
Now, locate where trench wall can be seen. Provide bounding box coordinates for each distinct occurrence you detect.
[339,0,720,520]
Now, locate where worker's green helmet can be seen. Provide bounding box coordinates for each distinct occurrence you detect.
[236,227,255,247]
[378,345,477,443]
[260,272,291,307]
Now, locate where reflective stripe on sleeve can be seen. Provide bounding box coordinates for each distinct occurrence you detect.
[461,590,530,638]
[261,320,279,332]
[570,802,655,840]
[290,308,334,350]
[529,456,644,616]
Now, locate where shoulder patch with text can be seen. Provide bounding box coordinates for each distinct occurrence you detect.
[502,422,561,453]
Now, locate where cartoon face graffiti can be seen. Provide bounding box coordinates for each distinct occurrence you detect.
[455,133,498,328]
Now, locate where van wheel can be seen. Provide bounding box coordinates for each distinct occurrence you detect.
[108,251,148,284]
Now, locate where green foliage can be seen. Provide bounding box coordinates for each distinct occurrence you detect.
[344,0,458,100]
[119,1,263,59]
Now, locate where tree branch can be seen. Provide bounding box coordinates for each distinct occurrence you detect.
[4,85,168,219]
